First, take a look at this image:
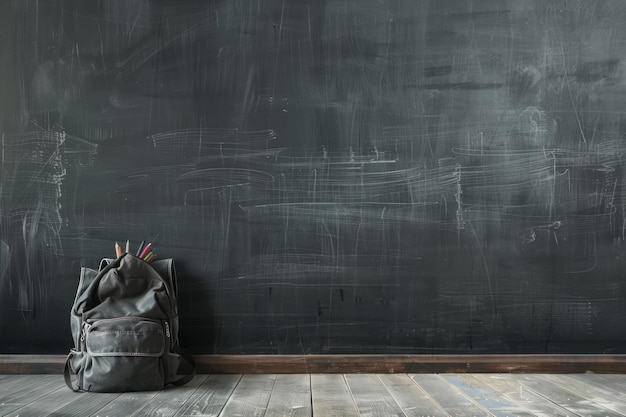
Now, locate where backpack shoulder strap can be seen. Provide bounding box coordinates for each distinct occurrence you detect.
[72,267,98,313]
[63,352,81,392]
[150,258,178,298]
[171,348,196,387]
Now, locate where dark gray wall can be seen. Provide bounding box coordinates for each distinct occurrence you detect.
[2,0,626,354]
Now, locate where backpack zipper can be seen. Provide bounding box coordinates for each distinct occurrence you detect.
[164,321,171,339]
[80,321,92,348]
[86,317,161,324]
[83,317,165,339]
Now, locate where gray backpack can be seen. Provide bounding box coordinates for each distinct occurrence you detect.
[65,253,195,392]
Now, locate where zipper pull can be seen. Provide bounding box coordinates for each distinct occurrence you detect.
[164,321,171,338]
[80,321,91,343]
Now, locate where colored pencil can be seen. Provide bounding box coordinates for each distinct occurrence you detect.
[138,242,152,259]
[136,240,145,257]
[115,242,123,257]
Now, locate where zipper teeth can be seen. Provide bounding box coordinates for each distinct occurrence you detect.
[87,317,161,324]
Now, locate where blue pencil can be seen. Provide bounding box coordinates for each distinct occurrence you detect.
[136,240,145,257]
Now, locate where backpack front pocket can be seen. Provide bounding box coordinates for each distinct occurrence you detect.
[82,317,166,392]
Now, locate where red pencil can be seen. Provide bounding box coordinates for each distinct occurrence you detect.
[138,242,152,259]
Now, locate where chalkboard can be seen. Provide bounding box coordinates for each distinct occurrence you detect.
[2,0,626,355]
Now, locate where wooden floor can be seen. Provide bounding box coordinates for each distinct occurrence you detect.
[1,373,626,416]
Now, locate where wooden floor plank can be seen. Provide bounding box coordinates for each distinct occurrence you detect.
[43,391,122,417]
[311,374,360,417]
[0,375,65,416]
[344,374,407,417]
[474,374,581,417]
[512,374,625,417]
[569,374,626,393]
[0,375,45,401]
[441,374,536,417]
[410,374,492,417]
[123,375,210,416]
[264,374,311,417]
[377,373,448,417]
[0,375,15,384]
[217,374,276,417]
[173,374,242,417]
[540,374,626,416]
[85,389,162,417]
[3,373,626,416]
[3,384,85,417]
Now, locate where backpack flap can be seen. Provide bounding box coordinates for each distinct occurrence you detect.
[86,255,175,320]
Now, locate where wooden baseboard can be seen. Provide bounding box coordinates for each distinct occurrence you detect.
[194,354,626,374]
[2,354,626,374]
